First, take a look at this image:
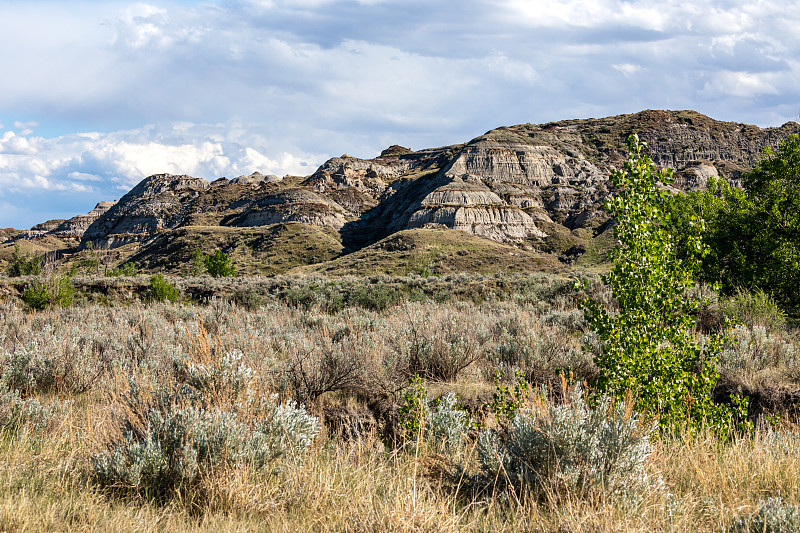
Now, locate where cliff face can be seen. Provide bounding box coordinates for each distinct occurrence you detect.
[9,110,799,260]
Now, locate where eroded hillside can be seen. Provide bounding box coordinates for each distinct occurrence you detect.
[4,110,798,275]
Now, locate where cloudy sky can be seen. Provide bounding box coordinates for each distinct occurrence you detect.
[1,0,798,229]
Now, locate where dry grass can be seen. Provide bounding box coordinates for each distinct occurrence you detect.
[1,398,800,531]
[0,277,798,531]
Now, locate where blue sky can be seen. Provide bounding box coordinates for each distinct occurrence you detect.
[1,0,799,229]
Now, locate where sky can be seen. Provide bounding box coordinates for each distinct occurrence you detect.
[1,0,799,229]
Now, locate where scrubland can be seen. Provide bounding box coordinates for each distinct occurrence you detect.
[1,273,799,532]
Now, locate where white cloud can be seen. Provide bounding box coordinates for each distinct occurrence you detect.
[68,172,104,182]
[12,121,38,135]
[703,71,781,98]
[0,131,41,156]
[0,122,329,197]
[612,63,643,77]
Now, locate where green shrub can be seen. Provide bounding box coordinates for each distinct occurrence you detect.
[230,290,265,310]
[22,280,51,310]
[108,262,139,277]
[21,275,75,310]
[729,497,800,533]
[475,384,657,500]
[80,242,100,273]
[280,285,315,309]
[51,275,75,308]
[5,243,41,277]
[348,283,401,311]
[667,134,800,316]
[204,249,236,278]
[148,274,180,303]
[190,248,206,276]
[722,289,787,332]
[398,375,427,439]
[486,370,530,426]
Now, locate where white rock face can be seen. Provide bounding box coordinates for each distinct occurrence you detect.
[419,180,505,207]
[674,161,721,190]
[408,205,545,242]
[230,172,282,185]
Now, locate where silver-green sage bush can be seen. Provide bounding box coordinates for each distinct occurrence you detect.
[475,383,657,500]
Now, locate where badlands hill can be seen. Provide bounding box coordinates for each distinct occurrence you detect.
[3,109,799,276]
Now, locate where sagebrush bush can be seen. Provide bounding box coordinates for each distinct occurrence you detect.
[398,380,472,452]
[425,392,472,452]
[475,384,657,500]
[92,392,319,501]
[0,379,69,433]
[398,308,483,381]
[93,326,320,503]
[729,497,800,532]
[719,325,797,374]
[173,349,254,399]
[348,283,401,311]
[92,375,320,503]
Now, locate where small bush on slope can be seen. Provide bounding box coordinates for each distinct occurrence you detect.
[147,273,180,303]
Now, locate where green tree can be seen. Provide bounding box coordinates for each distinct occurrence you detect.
[6,243,41,277]
[738,134,800,315]
[666,133,800,316]
[581,135,736,434]
[204,249,236,278]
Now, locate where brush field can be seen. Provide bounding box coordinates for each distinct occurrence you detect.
[1,272,799,532]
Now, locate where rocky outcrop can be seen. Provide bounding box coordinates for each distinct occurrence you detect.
[230,172,282,185]
[12,201,118,241]
[31,219,65,232]
[405,179,546,242]
[444,129,604,188]
[51,201,117,237]
[83,174,210,247]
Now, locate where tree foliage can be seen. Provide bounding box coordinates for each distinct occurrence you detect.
[6,243,41,277]
[666,133,800,316]
[581,135,738,434]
